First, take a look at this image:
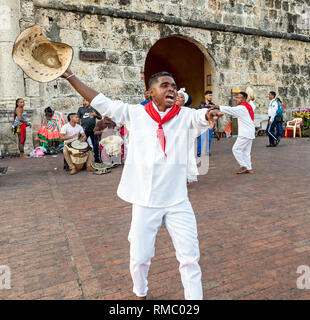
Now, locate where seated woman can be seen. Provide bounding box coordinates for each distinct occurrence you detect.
[94,116,122,166]
[38,107,66,148]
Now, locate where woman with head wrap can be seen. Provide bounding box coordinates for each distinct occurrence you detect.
[176,88,192,107]
[38,107,67,148]
[176,88,198,183]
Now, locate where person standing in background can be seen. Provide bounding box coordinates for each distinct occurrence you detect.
[276,97,286,139]
[12,98,31,158]
[266,91,279,147]
[77,98,102,162]
[197,90,215,156]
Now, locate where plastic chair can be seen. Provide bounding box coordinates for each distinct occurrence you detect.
[285,118,303,138]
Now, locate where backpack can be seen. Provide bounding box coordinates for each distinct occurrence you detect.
[276,100,284,117]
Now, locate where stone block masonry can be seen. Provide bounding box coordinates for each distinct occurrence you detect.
[0,0,309,154]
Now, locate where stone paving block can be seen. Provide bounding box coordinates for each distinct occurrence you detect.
[1,137,310,299]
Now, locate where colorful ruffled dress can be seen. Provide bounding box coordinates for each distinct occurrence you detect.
[38,111,66,146]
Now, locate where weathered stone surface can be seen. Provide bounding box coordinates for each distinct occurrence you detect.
[0,0,310,152]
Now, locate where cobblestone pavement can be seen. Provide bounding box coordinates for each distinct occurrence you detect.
[0,137,310,300]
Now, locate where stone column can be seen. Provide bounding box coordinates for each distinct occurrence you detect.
[0,0,33,154]
[0,0,25,105]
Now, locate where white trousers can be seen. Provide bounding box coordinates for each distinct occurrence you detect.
[232,136,253,170]
[128,198,203,300]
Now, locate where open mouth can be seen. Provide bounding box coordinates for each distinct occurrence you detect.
[165,93,175,103]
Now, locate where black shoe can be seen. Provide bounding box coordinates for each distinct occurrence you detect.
[266,144,275,147]
[275,139,280,146]
[197,153,201,157]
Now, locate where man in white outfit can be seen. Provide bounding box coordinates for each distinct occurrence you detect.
[214,92,255,174]
[60,69,223,300]
[266,91,279,147]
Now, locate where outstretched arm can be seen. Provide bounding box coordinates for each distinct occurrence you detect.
[60,69,130,125]
[61,69,99,103]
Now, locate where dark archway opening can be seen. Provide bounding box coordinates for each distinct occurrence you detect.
[144,36,212,108]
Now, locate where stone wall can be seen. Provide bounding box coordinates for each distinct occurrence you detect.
[0,0,310,154]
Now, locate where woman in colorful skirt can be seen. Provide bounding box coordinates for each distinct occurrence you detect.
[38,107,66,147]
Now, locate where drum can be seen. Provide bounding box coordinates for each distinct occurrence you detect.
[66,140,91,170]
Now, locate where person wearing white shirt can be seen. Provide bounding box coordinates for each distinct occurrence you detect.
[266,91,279,147]
[214,91,255,174]
[60,68,223,300]
[60,113,94,175]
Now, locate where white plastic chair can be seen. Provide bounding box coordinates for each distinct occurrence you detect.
[285,118,303,138]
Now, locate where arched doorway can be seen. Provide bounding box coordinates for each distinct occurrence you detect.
[144,36,214,108]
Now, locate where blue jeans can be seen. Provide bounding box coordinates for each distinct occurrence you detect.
[85,129,100,162]
[276,116,283,138]
[197,129,212,154]
[266,119,278,145]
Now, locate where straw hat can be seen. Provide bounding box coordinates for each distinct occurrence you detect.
[12,25,73,83]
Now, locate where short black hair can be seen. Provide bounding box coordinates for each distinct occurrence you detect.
[67,113,77,122]
[44,107,53,114]
[270,91,276,98]
[148,71,173,89]
[205,90,212,95]
[239,91,248,99]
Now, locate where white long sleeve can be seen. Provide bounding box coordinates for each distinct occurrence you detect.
[220,105,255,139]
[90,93,209,207]
[268,99,278,123]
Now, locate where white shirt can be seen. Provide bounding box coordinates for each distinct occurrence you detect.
[268,99,278,123]
[220,101,256,140]
[91,93,210,207]
[60,123,84,144]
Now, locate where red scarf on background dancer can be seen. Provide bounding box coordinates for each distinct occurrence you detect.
[145,101,181,156]
[241,102,254,121]
[20,124,27,144]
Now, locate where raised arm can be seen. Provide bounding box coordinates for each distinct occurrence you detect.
[61,69,99,103]
[60,69,130,125]
[214,105,243,118]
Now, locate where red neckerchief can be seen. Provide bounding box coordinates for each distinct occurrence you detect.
[241,101,254,121]
[145,101,181,156]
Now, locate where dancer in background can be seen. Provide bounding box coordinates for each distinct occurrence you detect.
[214,91,255,174]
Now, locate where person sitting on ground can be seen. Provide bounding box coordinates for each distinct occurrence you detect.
[38,106,66,148]
[60,113,94,175]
